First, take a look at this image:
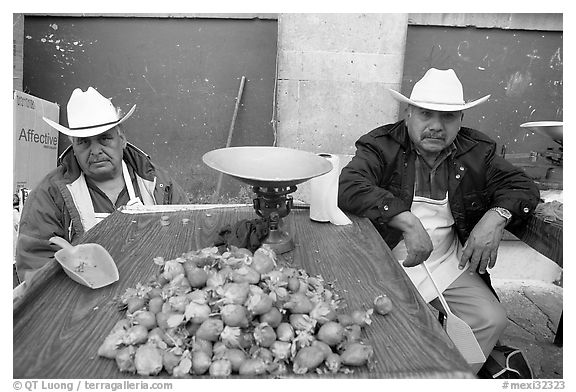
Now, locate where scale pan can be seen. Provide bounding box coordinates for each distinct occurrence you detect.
[203,146,333,187]
[520,121,563,141]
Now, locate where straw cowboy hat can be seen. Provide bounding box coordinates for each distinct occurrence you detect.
[43,87,136,138]
[389,68,490,112]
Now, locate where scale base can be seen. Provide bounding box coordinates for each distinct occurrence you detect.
[262,228,295,254]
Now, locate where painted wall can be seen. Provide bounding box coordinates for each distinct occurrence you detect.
[21,15,278,201]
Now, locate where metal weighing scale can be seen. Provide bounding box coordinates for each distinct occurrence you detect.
[202,146,332,254]
[520,121,563,182]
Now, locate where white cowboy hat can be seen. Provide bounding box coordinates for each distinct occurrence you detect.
[388,68,490,111]
[43,87,136,137]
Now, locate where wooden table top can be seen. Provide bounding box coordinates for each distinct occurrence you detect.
[512,207,563,267]
[13,206,474,379]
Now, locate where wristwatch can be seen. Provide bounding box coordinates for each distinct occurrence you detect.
[489,207,512,222]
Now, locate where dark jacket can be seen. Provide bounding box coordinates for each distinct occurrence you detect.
[15,143,189,282]
[338,120,540,250]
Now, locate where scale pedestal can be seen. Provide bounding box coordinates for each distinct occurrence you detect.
[252,185,296,254]
[202,146,333,254]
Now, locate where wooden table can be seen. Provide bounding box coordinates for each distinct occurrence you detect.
[510,206,563,346]
[513,208,563,268]
[13,206,474,378]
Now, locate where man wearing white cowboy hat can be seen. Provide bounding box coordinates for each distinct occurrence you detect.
[338,68,539,374]
[15,87,188,282]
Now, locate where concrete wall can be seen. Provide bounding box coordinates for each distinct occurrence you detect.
[276,13,408,154]
[275,13,409,201]
[13,14,24,91]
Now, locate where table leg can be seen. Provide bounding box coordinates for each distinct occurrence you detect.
[554,313,562,347]
[13,264,21,288]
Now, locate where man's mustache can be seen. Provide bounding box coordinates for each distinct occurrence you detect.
[421,131,444,140]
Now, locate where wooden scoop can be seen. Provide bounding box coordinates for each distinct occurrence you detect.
[49,236,119,289]
[422,263,486,365]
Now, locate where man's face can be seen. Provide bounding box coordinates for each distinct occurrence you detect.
[405,106,463,158]
[71,127,126,181]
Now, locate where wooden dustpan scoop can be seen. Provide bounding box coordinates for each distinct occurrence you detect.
[50,236,119,289]
[422,264,486,364]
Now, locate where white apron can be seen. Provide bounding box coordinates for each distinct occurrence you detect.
[392,193,467,303]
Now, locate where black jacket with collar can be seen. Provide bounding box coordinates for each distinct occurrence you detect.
[338,120,540,250]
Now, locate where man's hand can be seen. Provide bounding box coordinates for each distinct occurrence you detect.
[388,211,433,267]
[459,210,507,274]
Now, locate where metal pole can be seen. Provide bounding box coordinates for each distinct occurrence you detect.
[215,76,246,197]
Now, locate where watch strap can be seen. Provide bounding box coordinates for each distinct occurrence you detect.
[489,207,512,221]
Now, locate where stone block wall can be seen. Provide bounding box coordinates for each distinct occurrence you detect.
[276,13,408,155]
[275,13,409,201]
